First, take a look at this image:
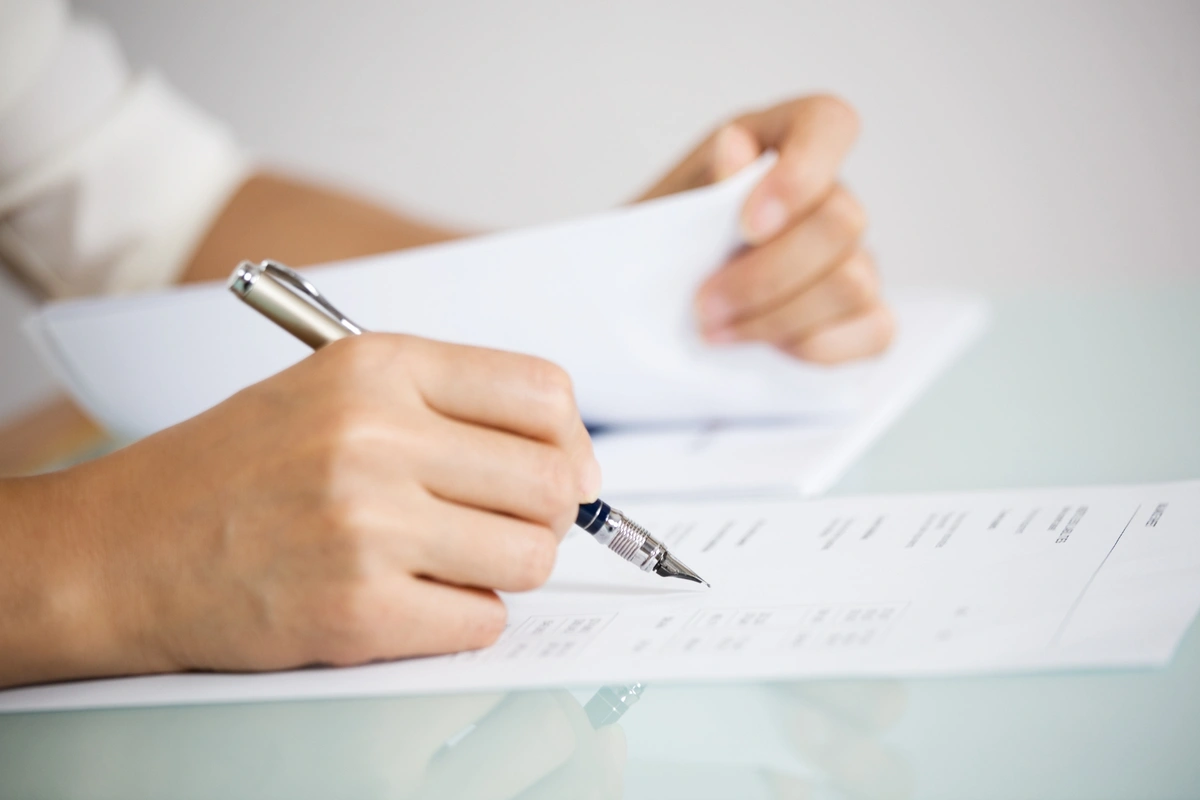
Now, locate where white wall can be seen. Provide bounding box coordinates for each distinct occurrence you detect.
[3,0,1198,419]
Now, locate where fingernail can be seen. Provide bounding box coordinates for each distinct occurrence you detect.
[713,124,758,181]
[581,457,603,502]
[696,293,733,328]
[743,194,788,243]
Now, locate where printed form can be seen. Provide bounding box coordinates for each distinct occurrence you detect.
[3,481,1199,712]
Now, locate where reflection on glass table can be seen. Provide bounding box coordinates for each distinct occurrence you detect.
[0,677,922,800]
[0,690,625,800]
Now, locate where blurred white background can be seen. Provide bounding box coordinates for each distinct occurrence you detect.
[2,0,1197,421]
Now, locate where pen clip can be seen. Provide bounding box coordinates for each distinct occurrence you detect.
[261,260,363,335]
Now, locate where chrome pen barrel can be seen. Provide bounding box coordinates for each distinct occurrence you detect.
[229,260,360,350]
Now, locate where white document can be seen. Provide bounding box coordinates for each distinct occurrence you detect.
[25,155,983,440]
[4,480,1198,713]
[594,288,986,497]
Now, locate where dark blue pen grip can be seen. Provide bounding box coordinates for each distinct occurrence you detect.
[576,500,611,534]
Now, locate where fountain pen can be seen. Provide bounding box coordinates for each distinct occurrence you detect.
[228,259,709,586]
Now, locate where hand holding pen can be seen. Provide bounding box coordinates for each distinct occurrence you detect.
[230,260,707,585]
[27,263,653,686]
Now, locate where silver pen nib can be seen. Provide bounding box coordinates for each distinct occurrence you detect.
[584,504,711,587]
[654,552,710,587]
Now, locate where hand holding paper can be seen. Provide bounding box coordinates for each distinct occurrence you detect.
[27,154,975,440]
[641,96,891,362]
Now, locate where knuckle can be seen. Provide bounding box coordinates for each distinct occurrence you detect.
[464,594,509,648]
[527,358,577,418]
[787,336,835,365]
[312,499,380,574]
[327,334,421,389]
[837,254,880,306]
[772,163,823,211]
[509,527,559,591]
[307,387,389,459]
[806,94,861,134]
[531,449,579,517]
[751,316,789,348]
[826,188,868,239]
[735,257,789,310]
[315,586,379,665]
[309,410,376,493]
[317,401,370,448]
[315,494,362,536]
[329,333,388,376]
[728,317,763,343]
[307,400,422,498]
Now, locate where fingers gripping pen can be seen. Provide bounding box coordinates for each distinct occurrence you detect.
[229,260,709,586]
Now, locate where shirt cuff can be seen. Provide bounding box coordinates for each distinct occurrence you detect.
[0,66,251,298]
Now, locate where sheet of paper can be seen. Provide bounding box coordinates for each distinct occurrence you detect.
[594,288,987,497]
[5,480,1198,713]
[25,155,982,439]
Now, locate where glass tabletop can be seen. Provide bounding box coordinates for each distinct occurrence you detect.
[3,285,1198,799]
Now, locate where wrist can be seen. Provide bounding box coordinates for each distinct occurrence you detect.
[0,461,174,688]
[64,453,183,678]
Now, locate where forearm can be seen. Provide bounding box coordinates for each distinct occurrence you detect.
[179,171,466,284]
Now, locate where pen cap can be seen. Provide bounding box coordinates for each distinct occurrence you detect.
[229,261,356,350]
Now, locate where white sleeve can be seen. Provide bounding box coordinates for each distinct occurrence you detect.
[0,0,251,298]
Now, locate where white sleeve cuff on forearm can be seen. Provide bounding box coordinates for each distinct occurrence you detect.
[0,13,251,299]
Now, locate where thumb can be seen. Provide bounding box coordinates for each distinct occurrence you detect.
[634,121,762,202]
[711,123,761,181]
